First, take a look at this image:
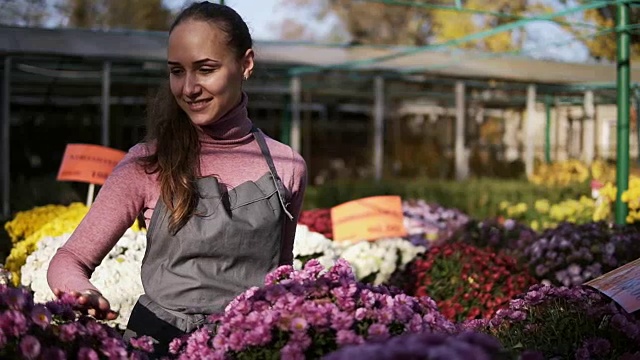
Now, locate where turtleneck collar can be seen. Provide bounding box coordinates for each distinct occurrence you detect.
[198,92,253,147]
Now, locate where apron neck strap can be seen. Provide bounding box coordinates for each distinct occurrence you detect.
[251,126,294,220]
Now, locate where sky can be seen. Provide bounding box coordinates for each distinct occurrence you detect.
[165,0,591,63]
[164,0,298,41]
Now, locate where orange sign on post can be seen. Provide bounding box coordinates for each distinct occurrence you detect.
[57,144,126,185]
[585,257,640,313]
[331,195,407,242]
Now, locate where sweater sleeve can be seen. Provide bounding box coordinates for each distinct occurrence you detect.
[279,150,307,265]
[47,144,152,294]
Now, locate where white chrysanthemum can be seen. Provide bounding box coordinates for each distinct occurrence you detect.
[21,233,72,304]
[292,224,337,270]
[334,238,425,285]
[392,237,427,267]
[89,229,146,329]
[21,228,147,329]
[335,241,380,282]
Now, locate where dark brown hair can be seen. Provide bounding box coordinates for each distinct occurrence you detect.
[139,2,253,234]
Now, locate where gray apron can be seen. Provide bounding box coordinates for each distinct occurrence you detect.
[123,127,293,355]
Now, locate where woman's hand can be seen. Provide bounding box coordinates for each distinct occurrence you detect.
[53,288,119,320]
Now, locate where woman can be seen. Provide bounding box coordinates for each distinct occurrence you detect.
[47,1,307,355]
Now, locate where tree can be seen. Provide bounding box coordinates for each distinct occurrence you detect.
[0,0,50,26]
[54,0,107,29]
[429,0,550,52]
[56,0,173,30]
[106,0,172,31]
[558,1,640,61]
[278,0,446,46]
[277,18,319,41]
[277,0,640,62]
[277,0,541,51]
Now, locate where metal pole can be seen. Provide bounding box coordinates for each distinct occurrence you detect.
[545,95,552,163]
[303,91,312,168]
[454,81,467,180]
[615,2,630,225]
[290,76,301,154]
[583,90,595,164]
[554,97,564,160]
[101,61,111,146]
[280,94,291,145]
[373,76,385,181]
[525,84,537,177]
[1,57,10,218]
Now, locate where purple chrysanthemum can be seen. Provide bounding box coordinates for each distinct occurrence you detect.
[170,259,454,359]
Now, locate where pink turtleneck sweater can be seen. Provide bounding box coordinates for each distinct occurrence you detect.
[47,94,307,294]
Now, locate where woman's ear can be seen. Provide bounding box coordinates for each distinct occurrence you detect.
[242,49,255,80]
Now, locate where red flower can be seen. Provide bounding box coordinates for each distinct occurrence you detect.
[404,243,535,322]
[468,307,481,319]
[298,209,333,239]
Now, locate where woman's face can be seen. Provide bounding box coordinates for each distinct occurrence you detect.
[167,20,254,127]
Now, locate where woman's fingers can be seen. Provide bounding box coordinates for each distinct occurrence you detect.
[97,296,111,312]
[104,309,119,321]
[53,289,118,320]
[108,311,119,320]
[87,308,119,320]
[86,294,118,320]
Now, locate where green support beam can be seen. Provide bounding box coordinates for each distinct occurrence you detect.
[615,2,631,225]
[545,95,552,163]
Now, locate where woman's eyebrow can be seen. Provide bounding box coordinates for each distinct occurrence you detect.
[167,58,221,66]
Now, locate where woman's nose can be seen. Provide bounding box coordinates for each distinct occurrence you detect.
[183,73,202,97]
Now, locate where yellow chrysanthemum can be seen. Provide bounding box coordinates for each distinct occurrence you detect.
[4,203,86,244]
[529,160,617,188]
[530,220,540,232]
[534,199,550,214]
[5,205,89,285]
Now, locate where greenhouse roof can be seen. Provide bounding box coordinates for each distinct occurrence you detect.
[2,25,640,86]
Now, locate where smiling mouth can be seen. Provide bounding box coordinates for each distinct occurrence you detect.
[186,98,212,112]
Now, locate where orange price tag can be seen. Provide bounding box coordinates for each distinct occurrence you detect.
[585,257,640,313]
[57,144,126,185]
[331,195,407,242]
